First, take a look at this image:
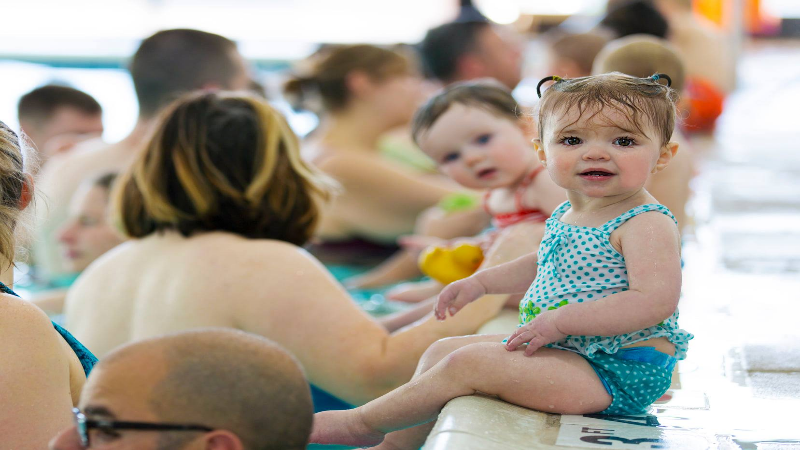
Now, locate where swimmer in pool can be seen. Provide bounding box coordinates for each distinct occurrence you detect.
[0,121,96,448]
[30,173,125,315]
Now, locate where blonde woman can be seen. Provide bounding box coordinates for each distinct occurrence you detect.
[0,121,96,447]
[64,92,509,411]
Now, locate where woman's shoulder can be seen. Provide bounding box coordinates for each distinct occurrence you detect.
[0,292,62,349]
[183,233,325,276]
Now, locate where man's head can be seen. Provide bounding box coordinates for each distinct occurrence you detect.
[17,85,103,158]
[599,0,669,39]
[130,29,251,119]
[418,21,523,90]
[593,35,686,92]
[50,329,313,450]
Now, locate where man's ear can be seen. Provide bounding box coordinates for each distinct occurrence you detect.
[203,430,244,450]
[653,142,679,174]
[456,53,486,80]
[344,71,374,99]
[19,174,34,211]
[533,139,547,167]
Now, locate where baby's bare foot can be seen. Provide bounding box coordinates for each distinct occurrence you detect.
[310,409,385,447]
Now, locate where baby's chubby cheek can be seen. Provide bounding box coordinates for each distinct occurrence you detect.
[617,159,654,189]
[545,158,574,187]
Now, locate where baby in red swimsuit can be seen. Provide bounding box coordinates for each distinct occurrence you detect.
[389,81,567,306]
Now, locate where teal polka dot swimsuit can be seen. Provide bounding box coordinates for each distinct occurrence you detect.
[519,201,694,414]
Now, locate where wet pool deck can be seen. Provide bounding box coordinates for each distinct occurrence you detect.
[422,40,800,450]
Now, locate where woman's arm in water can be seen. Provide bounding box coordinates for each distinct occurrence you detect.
[378,298,435,332]
[233,241,508,406]
[319,153,462,241]
[0,295,77,447]
[29,288,69,315]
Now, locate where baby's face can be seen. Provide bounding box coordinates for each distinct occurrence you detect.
[417,104,536,190]
[536,106,674,199]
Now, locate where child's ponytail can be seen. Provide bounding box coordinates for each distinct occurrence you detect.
[537,72,673,99]
[536,75,563,98]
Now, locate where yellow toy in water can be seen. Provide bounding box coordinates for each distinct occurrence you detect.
[418,243,484,285]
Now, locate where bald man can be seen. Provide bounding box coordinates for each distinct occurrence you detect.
[49,329,312,450]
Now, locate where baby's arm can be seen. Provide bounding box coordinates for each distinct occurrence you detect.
[435,252,537,320]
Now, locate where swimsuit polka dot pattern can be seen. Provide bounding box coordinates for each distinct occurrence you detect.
[519,201,693,359]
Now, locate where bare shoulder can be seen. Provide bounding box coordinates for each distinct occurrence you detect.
[39,140,127,187]
[72,239,137,282]
[624,208,680,231]
[611,209,681,253]
[0,293,60,349]
[184,233,323,275]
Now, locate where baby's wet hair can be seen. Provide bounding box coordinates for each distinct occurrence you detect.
[536,72,678,147]
[412,80,522,144]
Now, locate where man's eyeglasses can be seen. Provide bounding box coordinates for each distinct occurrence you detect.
[72,408,213,447]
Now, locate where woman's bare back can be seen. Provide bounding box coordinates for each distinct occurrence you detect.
[65,231,261,358]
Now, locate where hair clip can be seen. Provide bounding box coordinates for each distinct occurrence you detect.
[536,75,562,98]
[650,73,672,87]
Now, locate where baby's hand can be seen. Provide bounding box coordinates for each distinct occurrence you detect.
[434,276,486,320]
[505,311,566,356]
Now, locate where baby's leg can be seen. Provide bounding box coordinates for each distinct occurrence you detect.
[311,342,612,446]
[371,335,510,448]
[311,335,504,448]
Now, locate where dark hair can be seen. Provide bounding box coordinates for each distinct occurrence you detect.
[418,21,491,82]
[115,92,333,246]
[283,44,412,112]
[130,29,242,118]
[17,85,102,125]
[411,80,520,143]
[537,72,678,147]
[599,0,669,39]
